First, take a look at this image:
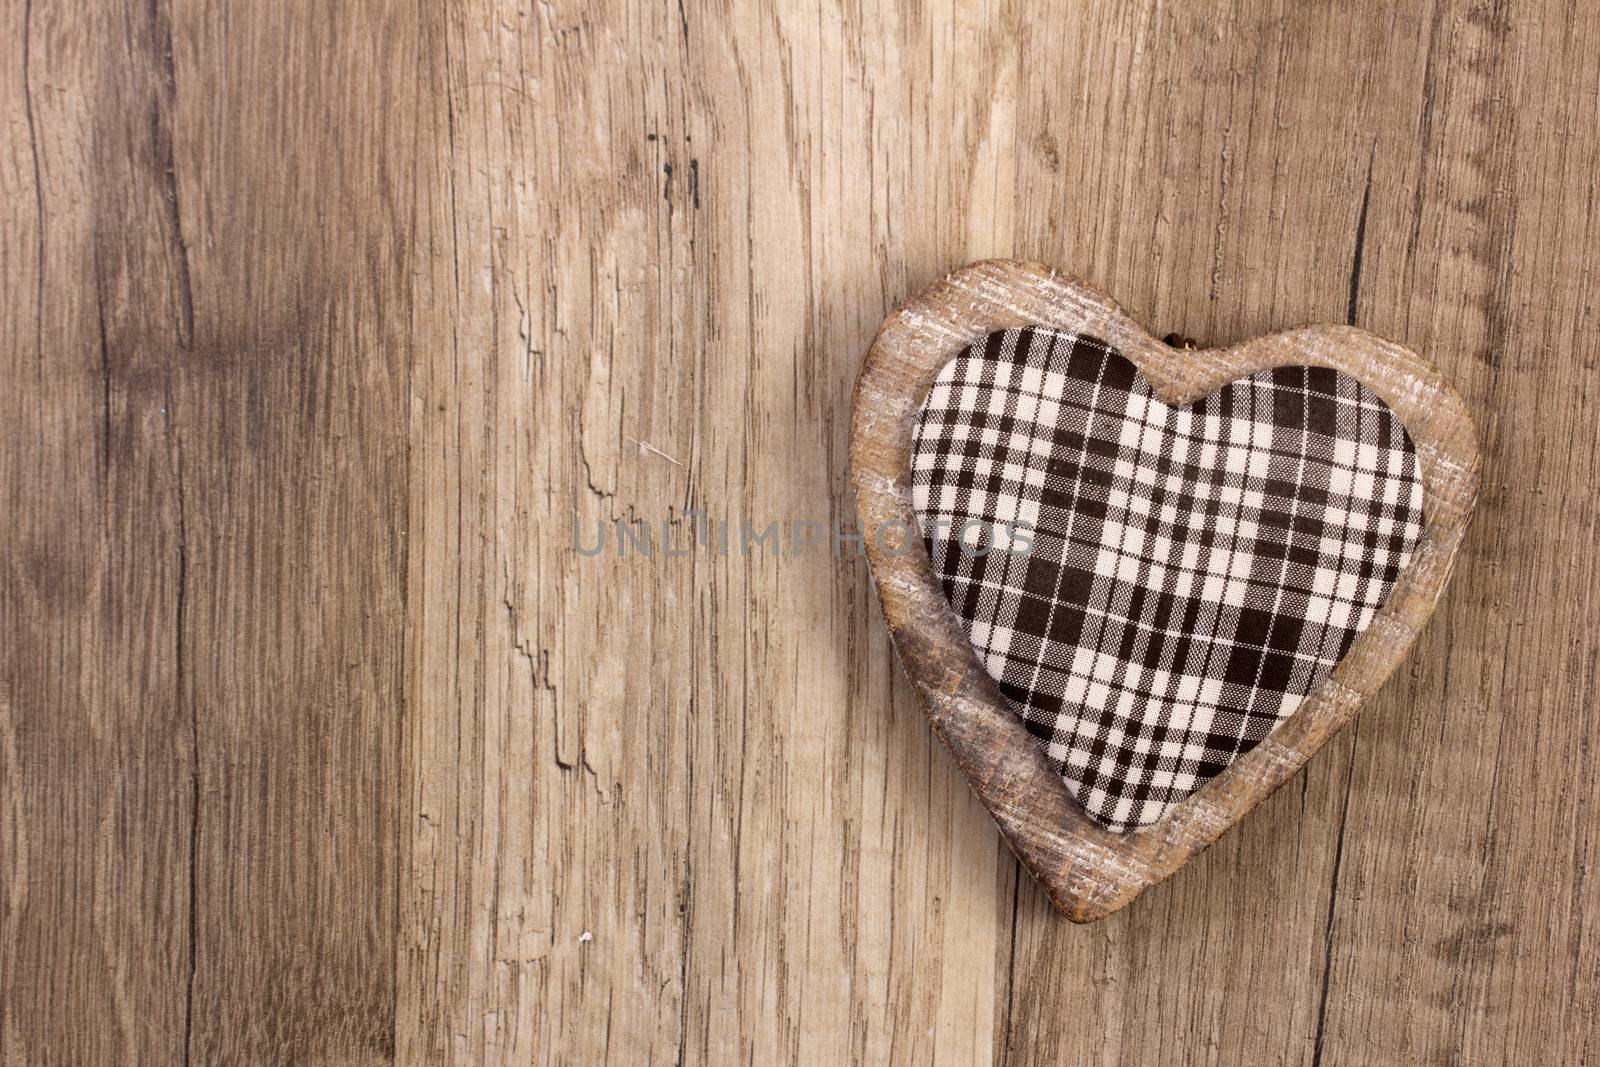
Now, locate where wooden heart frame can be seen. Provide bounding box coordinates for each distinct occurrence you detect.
[850,260,1481,922]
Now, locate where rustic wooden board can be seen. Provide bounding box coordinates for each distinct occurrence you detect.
[851,261,1479,921]
[1,3,419,1063]
[4,1,1598,1064]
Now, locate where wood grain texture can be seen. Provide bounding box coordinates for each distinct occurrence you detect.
[2,1,1597,1064]
[851,261,1479,922]
[3,2,419,1063]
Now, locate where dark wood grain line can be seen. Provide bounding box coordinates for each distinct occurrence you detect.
[177,448,195,1067]
[1310,721,1359,1067]
[143,0,193,351]
[1348,152,1375,327]
[20,0,44,385]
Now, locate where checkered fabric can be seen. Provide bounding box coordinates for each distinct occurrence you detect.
[911,327,1424,832]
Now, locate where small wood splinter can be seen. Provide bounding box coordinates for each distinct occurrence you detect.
[625,436,683,466]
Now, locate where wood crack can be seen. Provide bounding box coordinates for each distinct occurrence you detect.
[22,0,46,388]
[145,0,195,350]
[999,871,1022,1062]
[1310,721,1359,1067]
[175,443,196,1067]
[1348,151,1375,327]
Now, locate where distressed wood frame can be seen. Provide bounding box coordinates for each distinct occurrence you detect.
[850,260,1481,922]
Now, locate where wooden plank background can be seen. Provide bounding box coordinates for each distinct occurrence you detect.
[3,1,1596,1064]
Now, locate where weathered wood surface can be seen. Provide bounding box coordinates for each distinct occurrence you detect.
[2,1,1596,1064]
[851,262,1479,922]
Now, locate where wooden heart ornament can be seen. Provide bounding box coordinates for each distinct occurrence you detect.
[850,260,1480,921]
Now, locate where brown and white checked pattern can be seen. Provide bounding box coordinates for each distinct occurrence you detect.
[911,327,1425,831]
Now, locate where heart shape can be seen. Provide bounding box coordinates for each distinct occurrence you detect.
[909,327,1424,832]
[851,261,1479,920]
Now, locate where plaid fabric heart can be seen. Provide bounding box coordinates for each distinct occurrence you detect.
[911,327,1424,832]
